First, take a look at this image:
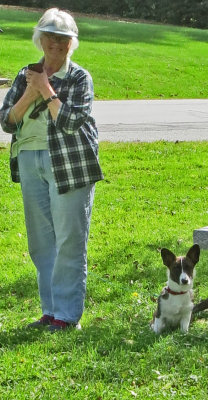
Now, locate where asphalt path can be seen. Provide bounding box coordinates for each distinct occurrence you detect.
[0,88,208,143]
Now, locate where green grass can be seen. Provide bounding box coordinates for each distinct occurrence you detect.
[1,7,208,99]
[1,141,208,399]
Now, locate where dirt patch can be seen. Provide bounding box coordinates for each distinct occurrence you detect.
[0,4,43,13]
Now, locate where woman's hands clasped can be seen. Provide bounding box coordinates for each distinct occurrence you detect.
[25,68,50,101]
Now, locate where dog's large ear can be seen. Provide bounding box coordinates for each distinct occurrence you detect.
[186,244,200,265]
[161,248,176,268]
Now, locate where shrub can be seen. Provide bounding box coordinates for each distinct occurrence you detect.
[1,0,208,28]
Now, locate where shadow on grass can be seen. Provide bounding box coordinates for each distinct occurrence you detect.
[0,326,45,348]
[1,25,168,46]
[0,273,38,302]
[2,18,208,47]
[1,6,208,47]
[1,311,208,356]
[0,312,155,352]
[182,29,208,43]
[78,19,173,45]
[78,18,208,45]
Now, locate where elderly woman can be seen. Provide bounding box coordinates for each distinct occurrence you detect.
[0,8,103,332]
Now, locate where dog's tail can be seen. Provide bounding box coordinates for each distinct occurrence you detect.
[193,298,208,313]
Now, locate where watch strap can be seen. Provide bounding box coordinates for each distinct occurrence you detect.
[45,94,58,105]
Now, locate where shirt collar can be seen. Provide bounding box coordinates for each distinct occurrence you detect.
[53,57,70,78]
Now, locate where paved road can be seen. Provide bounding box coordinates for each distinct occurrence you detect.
[0,88,208,143]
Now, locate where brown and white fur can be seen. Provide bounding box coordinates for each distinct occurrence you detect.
[151,244,200,334]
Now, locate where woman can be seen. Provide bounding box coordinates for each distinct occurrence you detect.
[0,8,103,332]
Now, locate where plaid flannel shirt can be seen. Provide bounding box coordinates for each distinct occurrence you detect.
[0,61,104,194]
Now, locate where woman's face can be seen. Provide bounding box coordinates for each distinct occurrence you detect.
[40,33,72,61]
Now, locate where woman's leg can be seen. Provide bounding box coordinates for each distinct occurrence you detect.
[49,182,95,323]
[18,150,56,316]
[18,150,95,323]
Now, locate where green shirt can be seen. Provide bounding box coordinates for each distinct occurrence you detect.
[11,98,48,157]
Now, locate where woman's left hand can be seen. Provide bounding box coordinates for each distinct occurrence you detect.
[26,69,50,94]
[26,68,61,120]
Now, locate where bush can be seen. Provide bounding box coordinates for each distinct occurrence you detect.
[1,0,208,28]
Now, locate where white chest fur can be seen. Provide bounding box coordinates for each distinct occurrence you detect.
[161,291,193,324]
[152,289,194,334]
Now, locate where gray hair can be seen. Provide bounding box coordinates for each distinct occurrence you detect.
[32,8,79,56]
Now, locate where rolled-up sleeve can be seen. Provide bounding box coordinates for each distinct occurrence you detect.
[0,69,26,133]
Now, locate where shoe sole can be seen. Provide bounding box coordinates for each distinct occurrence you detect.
[48,322,81,333]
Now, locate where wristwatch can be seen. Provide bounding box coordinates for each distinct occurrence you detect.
[45,94,58,105]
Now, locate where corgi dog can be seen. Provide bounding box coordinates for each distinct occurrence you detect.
[151,244,200,334]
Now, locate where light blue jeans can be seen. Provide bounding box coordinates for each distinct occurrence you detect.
[18,150,95,323]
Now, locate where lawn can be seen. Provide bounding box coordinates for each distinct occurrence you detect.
[1,6,208,400]
[1,141,208,399]
[0,7,208,99]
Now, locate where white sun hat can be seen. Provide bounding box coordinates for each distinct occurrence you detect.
[37,23,78,38]
[35,8,78,38]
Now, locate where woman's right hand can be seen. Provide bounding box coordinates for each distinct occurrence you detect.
[25,69,41,102]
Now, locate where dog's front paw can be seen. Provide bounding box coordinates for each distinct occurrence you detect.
[151,318,163,334]
[150,322,155,332]
[180,320,190,333]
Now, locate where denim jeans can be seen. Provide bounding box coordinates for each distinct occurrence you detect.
[18,150,95,323]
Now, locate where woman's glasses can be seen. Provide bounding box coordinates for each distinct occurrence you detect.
[29,101,48,119]
[43,32,71,43]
